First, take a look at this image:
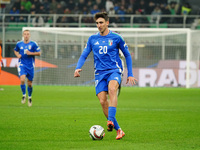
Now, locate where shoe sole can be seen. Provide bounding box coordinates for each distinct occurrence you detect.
[107,124,114,132]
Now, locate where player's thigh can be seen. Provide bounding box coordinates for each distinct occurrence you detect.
[18,65,26,77]
[26,68,34,81]
[107,72,121,89]
[95,79,108,95]
[97,91,107,103]
[20,74,26,83]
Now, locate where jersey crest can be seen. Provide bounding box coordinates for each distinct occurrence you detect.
[108,40,113,46]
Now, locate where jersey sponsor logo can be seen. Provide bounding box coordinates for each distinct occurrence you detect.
[94,41,99,45]
[20,47,23,49]
[108,40,113,46]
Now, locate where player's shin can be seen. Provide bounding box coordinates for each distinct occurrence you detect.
[20,84,26,95]
[28,86,33,97]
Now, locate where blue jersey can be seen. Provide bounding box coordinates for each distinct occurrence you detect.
[76,30,133,77]
[14,40,40,69]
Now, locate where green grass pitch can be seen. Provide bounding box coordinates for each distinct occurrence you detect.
[0,85,200,150]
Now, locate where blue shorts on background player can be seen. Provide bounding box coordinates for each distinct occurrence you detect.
[74,12,137,140]
[14,30,41,107]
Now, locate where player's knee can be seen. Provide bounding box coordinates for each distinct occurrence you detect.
[108,87,117,96]
[99,99,107,106]
[20,79,25,84]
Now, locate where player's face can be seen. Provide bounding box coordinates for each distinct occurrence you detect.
[96,18,109,35]
[23,31,30,43]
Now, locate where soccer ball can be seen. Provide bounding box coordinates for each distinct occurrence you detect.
[89,125,105,140]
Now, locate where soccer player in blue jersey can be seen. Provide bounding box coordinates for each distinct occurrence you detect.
[74,12,137,140]
[14,30,41,107]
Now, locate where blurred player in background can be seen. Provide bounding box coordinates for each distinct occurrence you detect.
[74,12,137,140]
[0,45,4,91]
[14,30,41,107]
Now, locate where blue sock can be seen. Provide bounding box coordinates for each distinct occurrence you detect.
[108,106,116,123]
[20,84,26,95]
[108,107,121,131]
[28,86,33,97]
[113,118,120,131]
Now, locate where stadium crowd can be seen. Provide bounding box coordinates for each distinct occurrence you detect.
[6,0,193,25]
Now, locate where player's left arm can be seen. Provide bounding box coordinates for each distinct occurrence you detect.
[26,51,41,56]
[118,37,137,85]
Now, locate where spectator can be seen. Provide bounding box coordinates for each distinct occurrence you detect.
[56,3,64,14]
[126,6,134,14]
[146,1,155,14]
[133,9,149,25]
[19,5,28,22]
[31,0,41,10]
[21,0,32,13]
[19,5,28,14]
[9,6,20,22]
[90,5,100,15]
[30,4,36,13]
[81,6,89,14]
[116,5,126,23]
[105,0,114,12]
[49,0,58,14]
[77,0,86,13]
[10,6,20,14]
[114,2,120,12]
[108,7,115,15]
[86,1,93,12]
[178,2,192,23]
[180,2,191,15]
[96,0,105,10]
[71,6,80,14]
[63,8,74,23]
[168,1,178,23]
[134,0,147,14]
[42,0,50,13]
[160,4,171,23]
[13,0,21,11]
[67,0,76,12]
[0,4,6,14]
[150,4,162,23]
[18,16,26,22]
[32,16,44,27]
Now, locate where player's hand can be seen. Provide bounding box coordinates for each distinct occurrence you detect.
[1,60,4,67]
[74,69,82,78]
[17,54,22,59]
[26,50,32,55]
[126,76,138,85]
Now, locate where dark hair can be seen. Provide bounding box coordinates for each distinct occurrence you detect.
[94,12,109,21]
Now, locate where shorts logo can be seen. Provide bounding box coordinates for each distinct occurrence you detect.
[114,77,119,81]
[95,80,98,87]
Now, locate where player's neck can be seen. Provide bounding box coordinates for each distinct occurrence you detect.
[24,40,30,44]
[100,28,109,36]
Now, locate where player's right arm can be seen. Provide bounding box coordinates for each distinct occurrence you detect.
[14,49,21,59]
[74,37,92,78]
